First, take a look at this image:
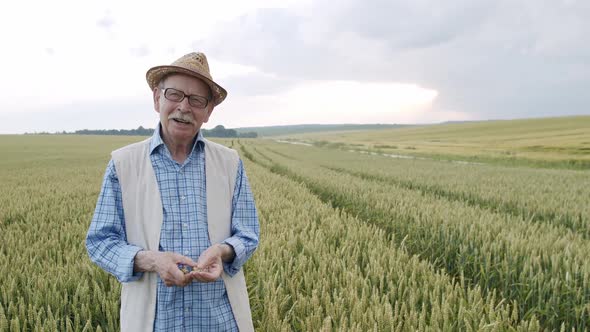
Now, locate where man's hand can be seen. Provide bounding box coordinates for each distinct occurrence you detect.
[190,244,234,282]
[135,251,196,287]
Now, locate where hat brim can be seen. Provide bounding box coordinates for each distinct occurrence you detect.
[146,65,227,106]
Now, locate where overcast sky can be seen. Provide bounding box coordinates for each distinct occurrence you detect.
[0,0,588,133]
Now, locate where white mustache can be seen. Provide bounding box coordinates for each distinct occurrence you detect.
[168,112,195,124]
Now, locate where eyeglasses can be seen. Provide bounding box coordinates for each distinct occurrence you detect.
[161,88,210,109]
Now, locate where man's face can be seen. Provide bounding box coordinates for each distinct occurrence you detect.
[153,74,214,145]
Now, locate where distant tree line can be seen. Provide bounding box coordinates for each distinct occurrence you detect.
[25,125,257,138]
[203,125,257,138]
[73,126,155,136]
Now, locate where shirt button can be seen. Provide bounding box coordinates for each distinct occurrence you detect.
[183,223,188,228]
[180,195,186,201]
[184,250,189,255]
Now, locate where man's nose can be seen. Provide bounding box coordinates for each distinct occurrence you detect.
[176,97,191,112]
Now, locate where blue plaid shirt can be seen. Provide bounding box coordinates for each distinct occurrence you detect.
[86,126,259,331]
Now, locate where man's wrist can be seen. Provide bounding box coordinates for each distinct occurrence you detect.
[216,243,235,263]
[134,250,157,272]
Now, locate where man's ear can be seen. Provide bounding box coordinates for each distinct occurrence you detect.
[153,88,161,113]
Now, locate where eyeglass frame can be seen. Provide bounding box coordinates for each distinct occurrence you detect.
[160,87,211,109]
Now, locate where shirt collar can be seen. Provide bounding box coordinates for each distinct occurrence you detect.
[149,123,205,156]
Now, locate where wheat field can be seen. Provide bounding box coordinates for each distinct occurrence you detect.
[0,130,588,331]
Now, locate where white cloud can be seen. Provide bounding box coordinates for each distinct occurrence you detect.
[209,80,440,127]
[209,61,261,80]
[0,0,303,116]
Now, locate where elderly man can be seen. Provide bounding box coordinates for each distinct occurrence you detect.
[86,52,259,331]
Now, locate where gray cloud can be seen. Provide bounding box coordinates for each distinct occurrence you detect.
[320,0,496,50]
[200,0,590,120]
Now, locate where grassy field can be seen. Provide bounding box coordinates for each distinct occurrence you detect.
[281,116,590,169]
[0,118,588,331]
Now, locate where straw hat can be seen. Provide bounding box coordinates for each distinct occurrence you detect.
[146,52,227,106]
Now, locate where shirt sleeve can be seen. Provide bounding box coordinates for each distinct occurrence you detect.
[86,159,145,283]
[222,159,260,277]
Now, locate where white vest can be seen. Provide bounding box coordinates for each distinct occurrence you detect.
[111,138,254,332]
